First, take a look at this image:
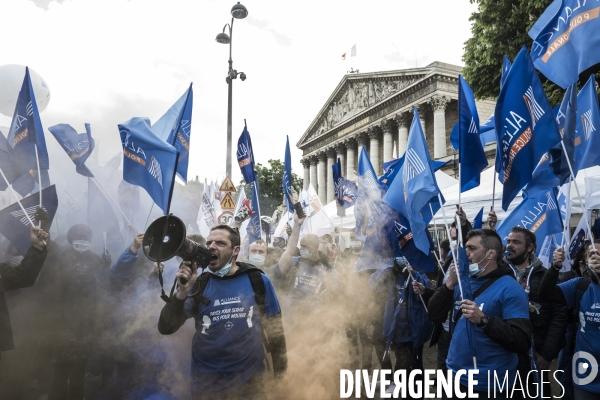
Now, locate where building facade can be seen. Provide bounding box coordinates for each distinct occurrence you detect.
[296,62,496,205]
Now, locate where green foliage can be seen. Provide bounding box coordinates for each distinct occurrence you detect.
[237,159,303,218]
[462,0,566,105]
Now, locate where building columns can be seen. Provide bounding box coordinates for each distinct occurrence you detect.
[317,152,327,205]
[395,113,410,156]
[326,148,336,204]
[345,138,357,180]
[368,128,381,175]
[301,158,310,191]
[381,120,393,163]
[335,143,346,177]
[429,95,450,159]
[309,155,318,192]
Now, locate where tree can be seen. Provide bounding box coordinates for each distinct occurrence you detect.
[462,0,566,105]
[237,159,303,218]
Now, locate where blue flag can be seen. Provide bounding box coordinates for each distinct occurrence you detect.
[391,212,435,273]
[332,157,344,207]
[458,76,488,192]
[119,117,178,215]
[236,122,256,184]
[151,84,193,183]
[247,181,262,244]
[282,136,294,213]
[384,108,440,254]
[472,207,484,229]
[574,75,600,174]
[354,146,382,240]
[88,178,123,243]
[0,185,58,256]
[451,112,497,151]
[549,84,577,184]
[0,131,25,192]
[48,123,95,177]
[500,55,512,89]
[496,187,563,254]
[7,67,49,171]
[529,0,600,89]
[495,46,562,211]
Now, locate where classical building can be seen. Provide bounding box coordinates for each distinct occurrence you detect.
[296,62,496,205]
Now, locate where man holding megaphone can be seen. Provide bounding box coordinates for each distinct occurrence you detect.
[158,224,287,400]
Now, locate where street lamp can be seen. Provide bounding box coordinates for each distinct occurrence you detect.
[216,2,248,177]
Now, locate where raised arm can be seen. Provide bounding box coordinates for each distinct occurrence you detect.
[277,211,305,276]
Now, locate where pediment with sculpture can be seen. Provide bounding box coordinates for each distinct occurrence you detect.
[304,76,420,143]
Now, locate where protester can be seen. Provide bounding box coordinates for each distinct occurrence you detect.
[370,259,432,387]
[428,229,532,399]
[503,226,567,396]
[158,224,287,400]
[538,240,600,399]
[247,239,268,268]
[0,226,49,363]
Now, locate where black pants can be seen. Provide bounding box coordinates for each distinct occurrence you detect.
[346,322,374,370]
[393,342,424,400]
[50,358,87,400]
[193,373,265,400]
[436,328,450,373]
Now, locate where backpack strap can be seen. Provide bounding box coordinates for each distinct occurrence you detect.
[574,278,591,320]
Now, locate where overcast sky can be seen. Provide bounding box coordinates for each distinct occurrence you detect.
[0,0,477,186]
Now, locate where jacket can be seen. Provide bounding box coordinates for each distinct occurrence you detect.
[505,255,568,361]
[0,245,48,355]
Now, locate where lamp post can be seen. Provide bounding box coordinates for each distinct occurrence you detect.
[216,2,248,178]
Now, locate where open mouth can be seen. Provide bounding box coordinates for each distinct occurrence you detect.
[210,254,218,261]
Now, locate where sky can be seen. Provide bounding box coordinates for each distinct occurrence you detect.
[0,0,478,187]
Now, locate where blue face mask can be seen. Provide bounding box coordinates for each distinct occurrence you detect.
[210,255,235,277]
[300,249,312,259]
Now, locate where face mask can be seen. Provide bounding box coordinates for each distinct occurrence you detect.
[350,241,362,250]
[210,255,235,278]
[249,254,265,267]
[507,249,530,266]
[72,240,91,253]
[469,250,491,277]
[450,240,458,250]
[300,249,312,259]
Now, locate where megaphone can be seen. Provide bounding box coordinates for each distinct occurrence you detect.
[142,215,213,283]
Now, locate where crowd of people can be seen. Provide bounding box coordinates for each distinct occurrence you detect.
[0,202,599,400]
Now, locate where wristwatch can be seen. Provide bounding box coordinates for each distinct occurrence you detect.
[477,315,489,328]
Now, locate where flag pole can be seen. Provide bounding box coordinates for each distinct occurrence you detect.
[34,144,42,226]
[491,147,498,212]
[559,140,594,241]
[438,194,464,300]
[429,203,443,265]
[0,167,45,245]
[92,177,133,227]
[144,203,155,231]
[407,268,428,312]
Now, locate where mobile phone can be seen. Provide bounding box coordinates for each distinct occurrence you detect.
[294,202,305,219]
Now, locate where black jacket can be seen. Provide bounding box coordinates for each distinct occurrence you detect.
[427,265,532,354]
[0,245,48,355]
[505,256,568,361]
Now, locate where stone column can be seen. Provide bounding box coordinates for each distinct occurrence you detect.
[335,142,346,176]
[309,155,318,192]
[317,152,327,205]
[368,128,381,175]
[326,148,336,204]
[395,113,410,156]
[344,138,357,180]
[429,95,450,159]
[381,119,393,163]
[415,103,427,135]
[301,158,310,191]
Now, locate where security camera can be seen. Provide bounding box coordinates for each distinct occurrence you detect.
[240,72,247,81]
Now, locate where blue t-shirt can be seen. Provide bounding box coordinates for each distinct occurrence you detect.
[558,278,600,394]
[183,273,281,396]
[446,275,529,392]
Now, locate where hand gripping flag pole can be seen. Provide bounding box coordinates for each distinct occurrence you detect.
[0,166,45,245]
[438,193,464,301]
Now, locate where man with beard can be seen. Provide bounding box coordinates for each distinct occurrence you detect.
[539,240,600,399]
[158,225,287,400]
[503,227,567,397]
[33,224,111,400]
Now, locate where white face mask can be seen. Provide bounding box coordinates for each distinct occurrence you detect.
[350,240,362,249]
[249,254,265,267]
[299,249,312,259]
[469,250,491,277]
[450,240,458,250]
[72,240,91,253]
